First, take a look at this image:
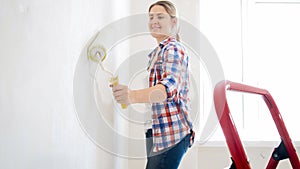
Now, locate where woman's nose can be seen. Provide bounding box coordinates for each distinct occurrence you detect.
[150,17,159,24]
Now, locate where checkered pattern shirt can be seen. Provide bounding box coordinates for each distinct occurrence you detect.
[148,37,194,152]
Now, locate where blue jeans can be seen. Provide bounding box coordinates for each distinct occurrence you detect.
[145,129,190,169]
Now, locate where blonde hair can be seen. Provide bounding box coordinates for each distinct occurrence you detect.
[149,1,180,41]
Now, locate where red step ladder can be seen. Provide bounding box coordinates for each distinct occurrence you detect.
[213,80,300,169]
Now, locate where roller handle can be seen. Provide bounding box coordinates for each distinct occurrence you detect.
[109,76,128,109]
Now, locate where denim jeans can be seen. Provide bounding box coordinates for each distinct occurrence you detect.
[145,129,190,169]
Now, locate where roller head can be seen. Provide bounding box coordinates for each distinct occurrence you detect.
[87,45,106,62]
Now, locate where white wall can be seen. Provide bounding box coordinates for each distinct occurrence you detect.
[0,0,126,168]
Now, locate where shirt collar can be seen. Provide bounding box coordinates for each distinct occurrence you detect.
[159,36,176,48]
[148,37,177,59]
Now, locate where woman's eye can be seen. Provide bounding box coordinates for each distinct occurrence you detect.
[158,16,164,19]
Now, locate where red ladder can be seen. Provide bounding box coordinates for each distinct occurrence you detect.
[213,80,300,169]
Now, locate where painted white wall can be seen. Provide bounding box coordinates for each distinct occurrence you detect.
[0,0,127,168]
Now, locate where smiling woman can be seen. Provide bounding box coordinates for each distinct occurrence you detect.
[110,1,195,169]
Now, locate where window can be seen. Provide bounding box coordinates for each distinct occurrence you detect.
[199,0,300,143]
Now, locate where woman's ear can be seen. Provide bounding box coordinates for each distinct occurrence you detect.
[171,17,177,28]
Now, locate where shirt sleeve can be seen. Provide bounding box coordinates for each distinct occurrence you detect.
[157,45,184,101]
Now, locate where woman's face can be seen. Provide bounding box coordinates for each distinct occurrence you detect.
[148,5,176,41]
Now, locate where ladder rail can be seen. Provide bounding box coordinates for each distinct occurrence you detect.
[213,80,300,169]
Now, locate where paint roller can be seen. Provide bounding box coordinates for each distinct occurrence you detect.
[87,34,127,109]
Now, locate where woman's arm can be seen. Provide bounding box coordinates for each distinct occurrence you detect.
[111,84,167,105]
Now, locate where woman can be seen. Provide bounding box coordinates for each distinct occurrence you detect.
[111,1,194,168]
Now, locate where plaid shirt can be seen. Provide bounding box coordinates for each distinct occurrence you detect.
[148,37,194,152]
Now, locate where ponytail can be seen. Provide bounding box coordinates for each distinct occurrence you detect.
[176,33,180,42]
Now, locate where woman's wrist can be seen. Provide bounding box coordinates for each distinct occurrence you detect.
[129,90,137,104]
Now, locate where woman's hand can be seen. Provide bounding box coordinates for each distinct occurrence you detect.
[110,84,132,105]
